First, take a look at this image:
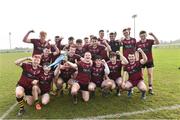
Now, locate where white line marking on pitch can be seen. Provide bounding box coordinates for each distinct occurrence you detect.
[0,102,17,120]
[76,104,180,119]
[1,103,180,119]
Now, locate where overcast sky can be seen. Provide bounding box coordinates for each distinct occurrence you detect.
[0,0,180,49]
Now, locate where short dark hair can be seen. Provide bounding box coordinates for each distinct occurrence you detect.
[68,36,74,41]
[94,55,102,60]
[109,32,114,36]
[84,37,89,40]
[139,30,146,35]
[43,62,51,67]
[123,28,128,32]
[76,39,82,43]
[55,36,59,39]
[33,54,42,59]
[92,36,98,40]
[99,30,104,33]
[128,51,135,55]
[109,52,117,58]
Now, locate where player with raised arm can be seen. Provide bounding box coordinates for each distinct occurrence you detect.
[136,31,160,94]
[23,30,51,56]
[31,63,58,110]
[67,52,93,104]
[122,48,148,99]
[107,51,129,96]
[15,55,42,116]
[88,55,113,97]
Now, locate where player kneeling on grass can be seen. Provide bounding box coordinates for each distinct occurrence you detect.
[32,63,57,110]
[88,55,114,97]
[15,55,41,116]
[107,51,129,96]
[121,48,148,99]
[67,52,93,104]
[54,61,77,96]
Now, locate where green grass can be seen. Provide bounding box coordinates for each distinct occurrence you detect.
[0,48,180,119]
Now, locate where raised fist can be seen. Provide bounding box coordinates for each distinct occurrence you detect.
[149,32,154,36]
[29,30,35,33]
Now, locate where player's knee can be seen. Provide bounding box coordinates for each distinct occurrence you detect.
[116,78,122,86]
[88,84,95,92]
[106,81,112,88]
[124,85,131,90]
[138,84,147,92]
[15,86,24,98]
[111,83,116,90]
[71,88,78,95]
[116,82,121,88]
[140,86,147,92]
[42,99,49,105]
[82,95,89,102]
[42,94,50,105]
[16,90,24,98]
[57,79,63,85]
[88,86,95,92]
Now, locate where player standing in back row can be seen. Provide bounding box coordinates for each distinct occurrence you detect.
[121,28,136,58]
[23,30,51,56]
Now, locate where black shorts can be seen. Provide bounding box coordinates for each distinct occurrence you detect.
[16,84,32,96]
[78,82,89,91]
[93,81,103,88]
[25,89,32,96]
[142,61,154,68]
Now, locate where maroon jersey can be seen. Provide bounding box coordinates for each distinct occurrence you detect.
[97,39,109,60]
[136,39,154,62]
[86,44,106,58]
[91,64,105,84]
[76,61,92,84]
[40,53,54,65]
[75,48,86,57]
[107,60,122,80]
[98,38,108,47]
[30,39,51,56]
[124,61,143,86]
[122,38,136,58]
[68,54,81,63]
[100,49,109,61]
[60,68,76,82]
[55,40,65,51]
[51,43,64,62]
[18,62,42,90]
[38,71,54,94]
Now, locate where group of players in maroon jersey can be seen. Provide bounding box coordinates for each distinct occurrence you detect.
[14,28,159,116]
